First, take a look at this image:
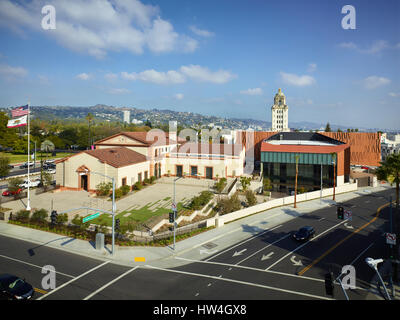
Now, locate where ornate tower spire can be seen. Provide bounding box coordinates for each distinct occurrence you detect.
[271,88,289,132]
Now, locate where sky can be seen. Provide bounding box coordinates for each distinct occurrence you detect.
[0,0,399,130]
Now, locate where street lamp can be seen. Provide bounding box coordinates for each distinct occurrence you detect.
[365,257,391,300]
[172,176,182,250]
[81,169,116,255]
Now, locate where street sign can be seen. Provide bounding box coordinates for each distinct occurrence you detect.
[344,209,352,221]
[83,212,100,223]
[171,202,177,212]
[386,233,396,245]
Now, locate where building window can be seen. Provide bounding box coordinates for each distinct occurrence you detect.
[138,173,142,182]
[122,177,127,186]
[144,171,148,180]
[190,166,198,177]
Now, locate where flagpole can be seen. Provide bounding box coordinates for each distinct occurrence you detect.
[26,101,31,211]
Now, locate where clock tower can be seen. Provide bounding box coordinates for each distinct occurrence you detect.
[271,88,289,132]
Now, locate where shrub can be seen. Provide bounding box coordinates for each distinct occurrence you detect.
[142,178,150,186]
[8,177,24,193]
[30,208,49,224]
[215,177,227,194]
[189,191,214,210]
[133,181,143,191]
[57,213,68,225]
[96,182,113,196]
[245,190,257,206]
[150,176,157,184]
[240,176,251,191]
[114,188,123,199]
[216,192,241,215]
[15,209,30,223]
[120,185,130,196]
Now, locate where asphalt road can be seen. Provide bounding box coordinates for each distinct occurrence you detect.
[0,188,396,302]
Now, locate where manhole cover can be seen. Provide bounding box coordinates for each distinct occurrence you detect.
[202,242,217,250]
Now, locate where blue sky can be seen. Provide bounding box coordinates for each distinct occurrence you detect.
[0,0,399,129]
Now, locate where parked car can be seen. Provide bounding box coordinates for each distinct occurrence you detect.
[19,179,41,189]
[46,168,56,174]
[293,226,315,242]
[0,274,34,300]
[19,162,34,169]
[7,164,14,169]
[43,163,56,169]
[2,188,22,196]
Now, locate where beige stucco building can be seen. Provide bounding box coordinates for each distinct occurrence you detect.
[55,131,245,192]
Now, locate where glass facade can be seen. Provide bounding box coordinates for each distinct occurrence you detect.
[261,152,336,193]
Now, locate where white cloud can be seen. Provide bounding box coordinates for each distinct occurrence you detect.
[108,88,130,95]
[174,93,184,100]
[240,88,263,95]
[0,64,28,78]
[179,65,237,84]
[76,73,91,80]
[307,63,317,73]
[0,0,198,58]
[280,72,315,87]
[104,73,118,81]
[121,65,236,85]
[338,40,389,54]
[388,92,400,97]
[189,26,215,38]
[121,69,185,85]
[363,76,391,89]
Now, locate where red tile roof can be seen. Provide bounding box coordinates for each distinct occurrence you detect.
[56,147,148,168]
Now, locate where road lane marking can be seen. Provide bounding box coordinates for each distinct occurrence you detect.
[144,264,332,300]
[175,256,325,283]
[204,224,282,262]
[298,202,389,277]
[235,234,290,265]
[34,288,48,295]
[83,266,139,300]
[265,219,347,271]
[37,261,110,300]
[0,254,75,278]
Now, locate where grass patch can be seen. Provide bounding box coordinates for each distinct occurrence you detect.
[1,152,74,164]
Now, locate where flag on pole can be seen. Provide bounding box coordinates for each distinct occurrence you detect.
[11,104,29,117]
[7,115,28,128]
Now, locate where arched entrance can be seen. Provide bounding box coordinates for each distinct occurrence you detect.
[76,165,90,191]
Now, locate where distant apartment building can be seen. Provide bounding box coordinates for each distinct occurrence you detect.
[131,118,143,125]
[271,88,289,132]
[123,110,130,123]
[381,133,400,161]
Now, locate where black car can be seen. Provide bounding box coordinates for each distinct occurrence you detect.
[0,274,34,300]
[293,226,315,241]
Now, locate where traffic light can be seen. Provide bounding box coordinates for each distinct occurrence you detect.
[324,272,334,296]
[115,218,120,232]
[50,210,58,225]
[337,206,344,220]
[169,212,175,223]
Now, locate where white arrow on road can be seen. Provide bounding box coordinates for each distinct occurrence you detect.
[344,222,354,229]
[290,255,303,266]
[261,252,274,261]
[233,249,247,257]
[200,249,218,255]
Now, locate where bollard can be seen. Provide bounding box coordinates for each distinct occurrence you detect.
[95,233,104,250]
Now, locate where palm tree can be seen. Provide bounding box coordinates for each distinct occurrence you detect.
[294,154,300,208]
[86,113,94,149]
[41,140,55,159]
[330,152,337,201]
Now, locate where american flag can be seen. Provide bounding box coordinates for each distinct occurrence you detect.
[11,104,29,118]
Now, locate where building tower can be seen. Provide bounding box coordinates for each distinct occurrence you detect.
[271,88,289,132]
[123,110,130,124]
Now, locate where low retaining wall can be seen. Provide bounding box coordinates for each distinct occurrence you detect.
[209,182,358,226]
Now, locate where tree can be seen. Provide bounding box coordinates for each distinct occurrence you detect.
[8,177,24,193]
[240,176,251,191]
[325,122,331,132]
[215,177,227,194]
[86,113,94,149]
[41,171,53,190]
[41,139,55,158]
[0,154,10,177]
[245,190,257,206]
[263,177,272,195]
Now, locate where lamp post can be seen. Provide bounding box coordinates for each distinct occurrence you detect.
[173,176,182,250]
[365,257,391,300]
[82,169,116,255]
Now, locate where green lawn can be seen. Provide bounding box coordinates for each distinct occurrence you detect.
[87,201,185,227]
[1,152,73,164]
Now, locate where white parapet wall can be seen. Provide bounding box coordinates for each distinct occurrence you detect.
[219,182,358,225]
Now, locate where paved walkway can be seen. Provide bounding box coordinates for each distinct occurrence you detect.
[0,183,398,299]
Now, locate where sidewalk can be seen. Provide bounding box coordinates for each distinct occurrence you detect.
[0,184,394,270]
